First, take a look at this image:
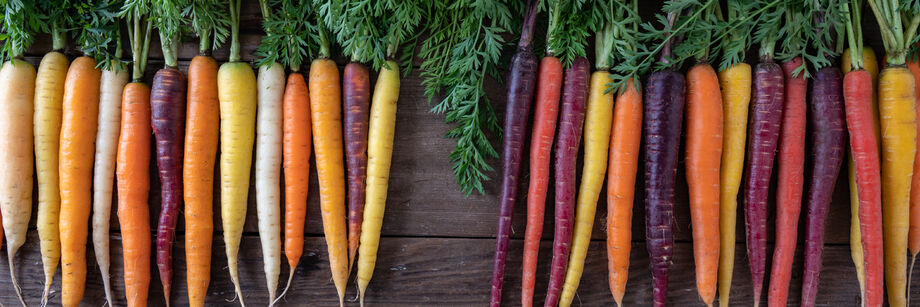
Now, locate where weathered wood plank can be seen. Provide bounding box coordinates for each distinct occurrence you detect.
[0,232,907,306]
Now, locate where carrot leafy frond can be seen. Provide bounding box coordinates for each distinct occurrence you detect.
[150,0,187,67]
[183,0,230,54]
[0,0,43,61]
[120,0,152,80]
[544,0,603,68]
[72,0,124,72]
[255,0,317,71]
[869,0,920,65]
[419,0,515,195]
[718,0,759,70]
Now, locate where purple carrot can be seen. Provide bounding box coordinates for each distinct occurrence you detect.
[644,69,685,307]
[744,59,784,306]
[151,66,187,303]
[543,57,589,307]
[801,67,846,307]
[490,1,539,306]
[344,61,370,269]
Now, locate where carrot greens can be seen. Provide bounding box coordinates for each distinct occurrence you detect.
[183,0,230,54]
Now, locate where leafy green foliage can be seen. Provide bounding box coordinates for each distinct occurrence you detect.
[0,0,44,61]
[774,0,845,77]
[150,0,187,66]
[869,0,920,64]
[120,0,152,79]
[255,0,316,70]
[316,0,423,70]
[71,0,124,71]
[718,0,759,71]
[182,0,230,52]
[545,0,606,68]
[418,0,516,195]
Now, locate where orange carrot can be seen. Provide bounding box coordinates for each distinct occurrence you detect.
[280,71,311,296]
[183,55,219,307]
[58,56,101,307]
[606,78,642,306]
[118,82,152,307]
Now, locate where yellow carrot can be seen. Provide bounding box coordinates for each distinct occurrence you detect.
[717,63,752,307]
[559,71,614,307]
[357,60,400,306]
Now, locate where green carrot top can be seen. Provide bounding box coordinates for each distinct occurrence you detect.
[184,0,230,55]
[227,0,243,62]
[868,0,920,65]
[418,0,516,195]
[544,0,602,68]
[255,0,316,71]
[73,0,124,72]
[0,0,43,62]
[844,0,866,69]
[318,0,423,71]
[151,0,186,68]
[37,0,75,51]
[121,0,152,81]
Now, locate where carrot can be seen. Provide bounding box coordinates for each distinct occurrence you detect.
[219,1,258,304]
[0,57,35,306]
[521,55,562,307]
[490,2,539,306]
[867,2,920,305]
[310,30,349,306]
[801,66,846,307]
[255,61,284,303]
[843,46,879,302]
[59,55,102,307]
[544,57,589,307]
[717,62,752,307]
[34,49,68,306]
[685,62,722,306]
[606,76,641,307]
[279,71,311,299]
[118,81,152,307]
[344,62,370,271]
[92,58,129,307]
[765,58,807,307]
[356,58,402,306]
[184,54,219,307]
[152,64,187,305]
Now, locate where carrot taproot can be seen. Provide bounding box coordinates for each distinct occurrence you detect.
[255,61,284,304]
[544,57,589,307]
[92,60,129,307]
[344,62,370,271]
[34,50,68,306]
[767,57,807,307]
[59,56,101,307]
[0,58,35,306]
[356,59,402,306]
[843,47,879,301]
[744,58,784,306]
[717,62,752,307]
[521,55,562,307]
[118,81,152,307]
[152,65,187,305]
[801,67,846,307]
[490,2,539,305]
[685,62,722,306]
[279,71,311,298]
[310,55,349,306]
[606,77,641,307]
[184,54,220,307]
[879,66,916,307]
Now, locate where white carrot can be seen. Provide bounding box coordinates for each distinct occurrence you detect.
[256,62,284,304]
[0,59,36,306]
[92,61,129,306]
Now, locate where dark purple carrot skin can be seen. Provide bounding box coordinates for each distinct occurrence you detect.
[151,66,187,302]
[744,60,784,305]
[644,69,685,307]
[344,62,370,267]
[490,2,539,306]
[543,57,589,307]
[490,44,537,307]
[800,67,846,307]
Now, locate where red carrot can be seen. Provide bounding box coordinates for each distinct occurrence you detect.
[543,57,589,307]
[490,1,539,305]
[521,55,562,307]
[151,66,187,302]
[344,62,370,270]
[744,57,784,306]
[801,67,846,307]
[767,57,807,307]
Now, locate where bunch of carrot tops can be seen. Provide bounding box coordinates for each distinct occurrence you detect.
[479,0,920,307]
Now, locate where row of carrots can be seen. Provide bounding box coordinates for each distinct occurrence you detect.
[0,0,409,306]
[489,1,920,307]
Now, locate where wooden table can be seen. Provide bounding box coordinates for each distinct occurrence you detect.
[6,1,918,306]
